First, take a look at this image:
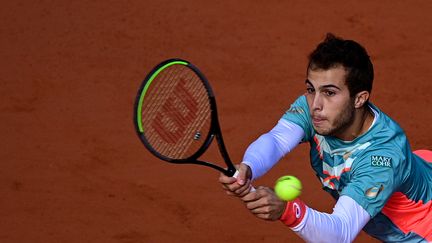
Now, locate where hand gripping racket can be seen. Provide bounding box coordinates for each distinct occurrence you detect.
[134,58,254,189]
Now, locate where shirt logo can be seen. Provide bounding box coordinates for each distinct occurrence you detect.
[371,155,392,168]
[365,184,384,199]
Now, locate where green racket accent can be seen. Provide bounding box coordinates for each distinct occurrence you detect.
[136,60,188,133]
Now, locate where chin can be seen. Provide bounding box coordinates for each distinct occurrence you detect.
[315,130,332,136]
[313,126,334,136]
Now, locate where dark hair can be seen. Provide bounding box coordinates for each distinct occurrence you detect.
[308,33,374,97]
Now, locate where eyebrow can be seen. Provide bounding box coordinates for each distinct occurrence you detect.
[305,79,341,90]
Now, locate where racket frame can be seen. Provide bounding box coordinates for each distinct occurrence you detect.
[134,59,237,176]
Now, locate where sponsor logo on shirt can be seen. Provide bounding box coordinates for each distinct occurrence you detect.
[371,155,392,168]
[365,184,384,199]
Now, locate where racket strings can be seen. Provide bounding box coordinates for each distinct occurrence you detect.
[143,66,181,124]
[159,84,209,158]
[163,69,211,158]
[172,74,211,157]
[144,67,184,152]
[152,84,194,142]
[141,64,212,159]
[143,66,187,142]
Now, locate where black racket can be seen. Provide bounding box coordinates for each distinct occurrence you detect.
[134,58,241,178]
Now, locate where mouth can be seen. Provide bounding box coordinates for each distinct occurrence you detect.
[312,115,326,126]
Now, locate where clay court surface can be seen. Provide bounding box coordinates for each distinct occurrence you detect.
[2,1,432,242]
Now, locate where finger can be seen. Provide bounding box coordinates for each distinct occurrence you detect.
[244,191,275,209]
[253,205,283,221]
[219,173,237,184]
[220,184,236,196]
[225,190,235,196]
[242,186,271,202]
[244,196,269,211]
[221,183,229,191]
[221,182,239,192]
[237,184,253,197]
[234,179,251,195]
[241,189,260,202]
[249,205,272,214]
[254,213,273,221]
[256,186,270,192]
[221,181,246,197]
[234,186,252,198]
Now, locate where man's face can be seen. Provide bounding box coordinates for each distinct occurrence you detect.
[305,66,355,138]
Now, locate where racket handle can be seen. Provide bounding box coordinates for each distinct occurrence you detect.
[232,170,256,192]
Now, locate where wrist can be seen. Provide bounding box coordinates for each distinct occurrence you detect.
[279,198,306,227]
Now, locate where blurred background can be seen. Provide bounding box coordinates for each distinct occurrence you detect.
[1,0,431,242]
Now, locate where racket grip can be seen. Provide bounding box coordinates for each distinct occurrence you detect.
[232,170,256,192]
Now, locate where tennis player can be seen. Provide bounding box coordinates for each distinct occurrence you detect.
[219,33,432,242]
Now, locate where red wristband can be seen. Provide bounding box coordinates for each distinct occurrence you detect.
[279,198,306,227]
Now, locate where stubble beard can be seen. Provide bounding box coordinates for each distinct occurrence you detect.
[314,101,356,138]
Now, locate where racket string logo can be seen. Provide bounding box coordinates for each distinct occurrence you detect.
[150,78,199,144]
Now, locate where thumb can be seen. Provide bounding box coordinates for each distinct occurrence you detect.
[236,163,250,185]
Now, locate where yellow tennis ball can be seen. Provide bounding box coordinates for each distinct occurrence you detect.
[274,175,302,201]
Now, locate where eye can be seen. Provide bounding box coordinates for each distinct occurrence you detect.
[324,90,336,97]
[306,87,315,94]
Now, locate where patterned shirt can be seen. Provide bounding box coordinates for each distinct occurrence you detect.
[282,95,432,242]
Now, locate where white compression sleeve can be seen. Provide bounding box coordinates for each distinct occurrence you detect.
[291,196,371,243]
[242,119,304,180]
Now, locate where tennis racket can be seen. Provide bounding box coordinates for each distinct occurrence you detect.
[134,59,253,187]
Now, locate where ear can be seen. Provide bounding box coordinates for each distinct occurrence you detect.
[354,91,370,108]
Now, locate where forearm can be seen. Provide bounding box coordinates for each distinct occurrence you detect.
[242,119,304,180]
[283,196,370,243]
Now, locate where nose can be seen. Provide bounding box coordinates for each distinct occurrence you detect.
[311,93,323,111]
